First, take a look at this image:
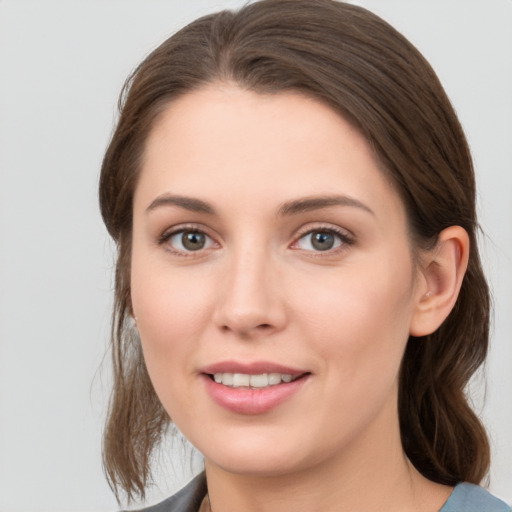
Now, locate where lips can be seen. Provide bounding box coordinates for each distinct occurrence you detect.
[201,361,306,376]
[200,361,310,414]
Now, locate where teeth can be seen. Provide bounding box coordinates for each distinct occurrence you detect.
[268,373,281,385]
[213,372,295,388]
[221,373,233,386]
[250,374,268,387]
[232,373,250,387]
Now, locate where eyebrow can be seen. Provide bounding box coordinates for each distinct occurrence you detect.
[146,193,374,217]
[146,194,216,215]
[277,195,375,217]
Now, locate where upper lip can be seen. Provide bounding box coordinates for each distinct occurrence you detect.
[201,360,308,376]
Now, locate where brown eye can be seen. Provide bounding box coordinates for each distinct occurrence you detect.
[167,230,214,252]
[181,231,206,251]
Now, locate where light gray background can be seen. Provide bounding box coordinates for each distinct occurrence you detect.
[0,1,510,510]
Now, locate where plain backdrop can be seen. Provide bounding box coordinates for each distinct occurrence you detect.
[0,1,511,510]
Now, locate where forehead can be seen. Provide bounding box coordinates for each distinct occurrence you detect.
[146,84,367,163]
[136,83,405,223]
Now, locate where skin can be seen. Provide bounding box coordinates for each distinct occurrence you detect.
[131,84,466,511]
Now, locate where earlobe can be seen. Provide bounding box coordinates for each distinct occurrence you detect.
[409,226,470,337]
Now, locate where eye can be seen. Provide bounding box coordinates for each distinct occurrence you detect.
[294,229,349,252]
[165,229,215,253]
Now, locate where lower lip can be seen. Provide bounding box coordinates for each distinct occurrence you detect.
[202,374,309,415]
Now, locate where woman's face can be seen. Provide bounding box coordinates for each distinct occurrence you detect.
[131,84,424,477]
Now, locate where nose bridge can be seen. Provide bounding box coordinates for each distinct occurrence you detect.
[214,237,285,336]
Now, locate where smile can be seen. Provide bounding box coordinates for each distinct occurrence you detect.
[212,372,295,388]
[203,370,310,415]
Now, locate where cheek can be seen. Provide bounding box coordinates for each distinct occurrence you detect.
[293,253,415,380]
[129,253,216,405]
[131,253,211,339]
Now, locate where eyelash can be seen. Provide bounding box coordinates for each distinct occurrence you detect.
[158,224,354,257]
[158,224,217,257]
[291,225,354,255]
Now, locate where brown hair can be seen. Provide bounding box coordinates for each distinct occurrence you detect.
[99,0,490,502]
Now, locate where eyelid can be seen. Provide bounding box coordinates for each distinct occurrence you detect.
[290,223,355,253]
[158,223,220,255]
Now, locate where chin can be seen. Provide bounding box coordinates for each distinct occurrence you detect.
[207,452,303,478]
[197,428,328,479]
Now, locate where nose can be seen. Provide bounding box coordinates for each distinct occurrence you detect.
[212,246,287,338]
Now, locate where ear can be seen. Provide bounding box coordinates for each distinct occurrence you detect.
[409,226,470,337]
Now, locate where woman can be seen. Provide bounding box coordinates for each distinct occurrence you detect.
[99,1,510,510]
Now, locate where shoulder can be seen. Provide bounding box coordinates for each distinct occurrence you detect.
[441,482,511,512]
[127,473,207,512]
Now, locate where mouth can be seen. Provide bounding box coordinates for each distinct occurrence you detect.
[201,361,310,414]
[207,372,305,389]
